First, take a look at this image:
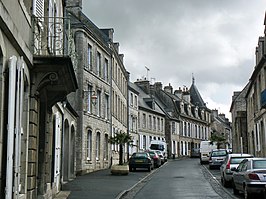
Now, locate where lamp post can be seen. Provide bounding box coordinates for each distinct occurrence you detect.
[83,89,98,106]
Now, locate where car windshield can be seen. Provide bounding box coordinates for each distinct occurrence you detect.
[230,157,247,164]
[253,160,266,169]
[211,150,227,157]
[133,153,148,158]
[150,144,164,151]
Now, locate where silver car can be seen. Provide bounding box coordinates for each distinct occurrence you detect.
[232,158,266,199]
[220,153,253,187]
[209,149,228,169]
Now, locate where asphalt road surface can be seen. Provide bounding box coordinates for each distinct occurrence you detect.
[133,158,223,199]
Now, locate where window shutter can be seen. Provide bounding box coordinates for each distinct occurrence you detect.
[32,0,44,18]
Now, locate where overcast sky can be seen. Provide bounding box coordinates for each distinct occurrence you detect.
[82,0,266,120]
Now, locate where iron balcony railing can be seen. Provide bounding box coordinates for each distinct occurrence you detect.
[32,16,75,57]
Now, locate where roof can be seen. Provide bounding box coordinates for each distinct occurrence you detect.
[133,83,165,116]
[189,82,206,108]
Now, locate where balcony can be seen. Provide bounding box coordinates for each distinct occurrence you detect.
[32,16,78,108]
[32,16,75,57]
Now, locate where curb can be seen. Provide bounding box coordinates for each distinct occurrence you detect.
[202,165,238,199]
[115,160,171,199]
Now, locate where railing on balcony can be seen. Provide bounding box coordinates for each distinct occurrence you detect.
[32,16,74,57]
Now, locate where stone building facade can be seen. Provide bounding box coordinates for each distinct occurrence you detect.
[134,79,166,152]
[66,4,113,173]
[158,80,211,157]
[110,42,129,164]
[128,82,139,154]
[0,0,78,198]
[210,110,232,149]
[246,34,266,157]
[230,83,249,153]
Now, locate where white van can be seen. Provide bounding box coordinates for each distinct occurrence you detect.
[149,140,167,162]
[199,141,217,164]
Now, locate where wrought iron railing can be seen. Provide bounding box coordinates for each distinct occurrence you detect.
[32,16,73,57]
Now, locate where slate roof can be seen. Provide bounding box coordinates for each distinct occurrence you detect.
[189,82,206,108]
[131,82,165,116]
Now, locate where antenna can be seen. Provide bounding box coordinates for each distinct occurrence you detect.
[145,66,150,80]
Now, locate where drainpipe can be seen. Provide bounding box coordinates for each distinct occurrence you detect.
[6,56,17,199]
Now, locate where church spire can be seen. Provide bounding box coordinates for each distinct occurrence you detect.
[192,73,195,85]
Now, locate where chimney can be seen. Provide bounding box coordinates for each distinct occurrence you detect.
[219,113,226,120]
[154,82,162,91]
[119,54,124,63]
[212,109,218,117]
[135,79,150,94]
[100,28,114,42]
[164,83,173,94]
[174,87,182,98]
[65,0,82,15]
[182,87,190,102]
[114,42,119,53]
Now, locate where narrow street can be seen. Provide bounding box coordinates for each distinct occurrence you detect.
[123,158,236,199]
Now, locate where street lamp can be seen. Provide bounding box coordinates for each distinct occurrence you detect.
[83,90,98,106]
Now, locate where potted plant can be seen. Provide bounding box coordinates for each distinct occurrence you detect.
[109,132,133,175]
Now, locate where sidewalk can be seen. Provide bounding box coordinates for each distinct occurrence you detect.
[55,168,151,199]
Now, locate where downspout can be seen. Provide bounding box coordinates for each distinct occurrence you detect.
[126,72,130,161]
[6,56,17,199]
[109,43,113,168]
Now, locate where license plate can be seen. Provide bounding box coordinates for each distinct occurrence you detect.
[135,160,143,163]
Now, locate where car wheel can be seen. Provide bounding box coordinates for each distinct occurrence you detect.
[232,182,239,195]
[209,165,213,170]
[244,186,252,199]
[222,175,229,188]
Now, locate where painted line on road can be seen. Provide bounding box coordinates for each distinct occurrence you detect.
[115,160,170,199]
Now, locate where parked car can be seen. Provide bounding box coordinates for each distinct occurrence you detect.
[220,153,253,187]
[191,148,200,158]
[209,149,228,169]
[147,151,161,168]
[200,141,217,164]
[232,157,266,199]
[129,152,154,172]
[156,150,166,164]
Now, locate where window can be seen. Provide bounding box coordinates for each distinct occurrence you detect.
[143,135,146,150]
[97,52,101,76]
[104,58,108,81]
[157,118,160,131]
[104,134,108,160]
[32,0,44,18]
[153,116,156,131]
[87,85,92,113]
[96,132,100,161]
[172,121,176,134]
[161,119,164,132]
[149,115,152,130]
[97,90,101,116]
[88,44,92,69]
[134,95,137,107]
[104,94,109,120]
[87,130,92,160]
[142,113,146,128]
[130,93,133,106]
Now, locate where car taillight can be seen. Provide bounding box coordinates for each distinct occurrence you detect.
[248,173,260,180]
[226,160,230,169]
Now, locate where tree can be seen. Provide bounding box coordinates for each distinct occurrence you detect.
[109,132,133,165]
[210,132,226,149]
